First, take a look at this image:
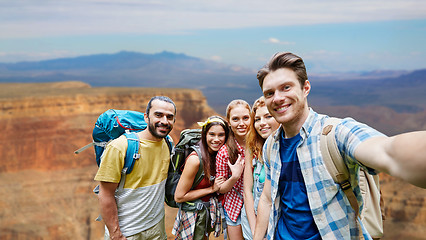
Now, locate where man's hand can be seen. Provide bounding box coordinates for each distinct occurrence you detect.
[110,229,126,240]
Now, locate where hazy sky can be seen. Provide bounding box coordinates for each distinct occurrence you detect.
[1,0,425,73]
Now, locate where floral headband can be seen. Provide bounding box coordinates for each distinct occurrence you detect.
[197,117,225,128]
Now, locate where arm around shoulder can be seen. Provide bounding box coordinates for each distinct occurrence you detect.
[355,131,426,188]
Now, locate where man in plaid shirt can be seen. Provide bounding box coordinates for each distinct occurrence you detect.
[253,52,426,240]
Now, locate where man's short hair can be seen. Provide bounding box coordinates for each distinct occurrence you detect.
[146,96,176,116]
[257,52,308,89]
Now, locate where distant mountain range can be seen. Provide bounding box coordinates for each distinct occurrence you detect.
[1,50,425,114]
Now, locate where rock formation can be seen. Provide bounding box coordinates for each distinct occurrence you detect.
[0,81,215,239]
[0,82,424,240]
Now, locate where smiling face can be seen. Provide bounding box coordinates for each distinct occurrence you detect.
[146,99,175,140]
[228,105,251,140]
[262,68,310,132]
[254,105,280,139]
[206,124,227,153]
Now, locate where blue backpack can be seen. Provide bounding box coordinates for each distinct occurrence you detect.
[75,109,173,222]
[75,109,173,175]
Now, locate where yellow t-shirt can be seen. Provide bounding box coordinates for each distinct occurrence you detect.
[94,134,171,236]
[94,134,170,189]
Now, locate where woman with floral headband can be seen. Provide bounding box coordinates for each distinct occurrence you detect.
[172,116,229,240]
[216,99,251,240]
[241,96,279,239]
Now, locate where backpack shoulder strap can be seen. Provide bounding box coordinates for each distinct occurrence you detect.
[123,131,140,174]
[191,145,204,188]
[320,117,360,217]
[123,132,171,175]
[165,135,174,154]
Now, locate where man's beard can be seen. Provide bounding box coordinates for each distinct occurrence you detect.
[148,122,171,139]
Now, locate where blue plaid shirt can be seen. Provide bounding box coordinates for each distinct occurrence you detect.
[263,109,385,240]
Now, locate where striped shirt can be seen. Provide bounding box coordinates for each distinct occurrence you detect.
[94,135,171,237]
[263,109,384,240]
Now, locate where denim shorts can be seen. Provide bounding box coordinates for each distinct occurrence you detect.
[224,208,242,226]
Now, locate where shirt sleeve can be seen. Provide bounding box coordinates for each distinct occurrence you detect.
[335,117,386,172]
[94,136,126,183]
[215,145,230,179]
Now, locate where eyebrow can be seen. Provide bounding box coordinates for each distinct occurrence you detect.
[154,111,175,117]
[264,80,295,92]
[262,87,273,95]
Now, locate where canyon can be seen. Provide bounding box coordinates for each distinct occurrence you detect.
[0,81,215,239]
[0,81,425,239]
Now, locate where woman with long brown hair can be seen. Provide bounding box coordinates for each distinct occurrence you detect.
[173,116,229,240]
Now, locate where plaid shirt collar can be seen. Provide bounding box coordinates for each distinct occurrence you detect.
[235,138,244,155]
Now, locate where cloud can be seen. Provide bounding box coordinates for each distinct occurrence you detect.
[0,50,76,63]
[266,38,295,45]
[1,0,425,38]
[210,55,222,61]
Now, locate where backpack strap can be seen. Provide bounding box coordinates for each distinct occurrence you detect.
[116,131,141,190]
[74,142,95,154]
[123,133,172,175]
[190,145,205,188]
[320,117,360,217]
[177,146,206,211]
[165,135,174,154]
[123,131,140,174]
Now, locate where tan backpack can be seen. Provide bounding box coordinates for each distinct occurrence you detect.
[320,117,385,239]
[266,117,385,239]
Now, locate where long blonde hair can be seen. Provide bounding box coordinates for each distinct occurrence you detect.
[246,96,267,164]
[225,99,251,164]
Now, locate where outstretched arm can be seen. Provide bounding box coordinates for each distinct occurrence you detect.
[98,181,126,240]
[355,131,426,188]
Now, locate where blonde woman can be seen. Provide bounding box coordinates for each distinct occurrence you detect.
[242,96,279,239]
[216,99,251,240]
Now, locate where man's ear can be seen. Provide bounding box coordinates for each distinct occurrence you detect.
[145,113,150,124]
[303,80,311,97]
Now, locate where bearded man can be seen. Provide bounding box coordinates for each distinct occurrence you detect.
[95,96,176,240]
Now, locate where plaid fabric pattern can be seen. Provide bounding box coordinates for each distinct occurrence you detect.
[173,197,225,240]
[216,140,245,222]
[210,197,225,237]
[263,108,384,240]
[172,210,198,240]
